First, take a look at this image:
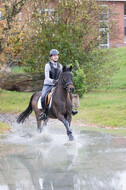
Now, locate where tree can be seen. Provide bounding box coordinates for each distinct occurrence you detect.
[0,0,27,79]
[22,0,118,94]
[0,0,119,95]
[0,0,37,70]
[4,0,25,30]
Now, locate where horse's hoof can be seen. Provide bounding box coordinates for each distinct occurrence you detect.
[69,133,74,141]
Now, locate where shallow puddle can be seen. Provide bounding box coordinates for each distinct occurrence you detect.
[0,120,126,190]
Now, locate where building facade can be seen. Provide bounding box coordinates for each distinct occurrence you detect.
[99,0,126,47]
[0,0,126,48]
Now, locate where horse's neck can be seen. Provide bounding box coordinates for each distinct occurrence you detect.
[54,84,67,99]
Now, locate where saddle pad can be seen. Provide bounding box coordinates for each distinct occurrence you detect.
[38,96,42,109]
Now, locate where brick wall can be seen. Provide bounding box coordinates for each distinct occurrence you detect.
[0,0,125,47]
[101,1,125,46]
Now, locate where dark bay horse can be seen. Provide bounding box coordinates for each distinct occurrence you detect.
[17,66,75,141]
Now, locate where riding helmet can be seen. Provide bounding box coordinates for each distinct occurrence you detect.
[50,49,59,56]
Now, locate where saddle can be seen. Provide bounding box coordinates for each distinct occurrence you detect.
[45,87,57,118]
[45,87,55,108]
[38,87,71,110]
[37,88,55,110]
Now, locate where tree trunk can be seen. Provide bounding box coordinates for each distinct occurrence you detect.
[0,72,44,92]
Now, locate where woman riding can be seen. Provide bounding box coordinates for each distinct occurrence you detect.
[39,49,78,120]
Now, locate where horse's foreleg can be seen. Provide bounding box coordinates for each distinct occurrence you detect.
[66,114,74,141]
[66,114,72,126]
[58,114,74,141]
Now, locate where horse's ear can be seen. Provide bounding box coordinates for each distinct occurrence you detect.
[62,66,66,72]
[69,65,72,72]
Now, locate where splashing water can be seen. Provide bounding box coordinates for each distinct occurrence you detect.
[0,120,126,190]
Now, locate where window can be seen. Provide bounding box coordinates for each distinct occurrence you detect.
[124,2,126,43]
[99,5,109,48]
[124,2,126,15]
[37,8,58,22]
[99,29,109,46]
[19,12,22,21]
[0,10,4,21]
[44,8,55,16]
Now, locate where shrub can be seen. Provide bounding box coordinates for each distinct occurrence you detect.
[19,0,118,92]
[72,60,86,97]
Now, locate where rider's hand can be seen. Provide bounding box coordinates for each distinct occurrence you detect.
[53,79,58,84]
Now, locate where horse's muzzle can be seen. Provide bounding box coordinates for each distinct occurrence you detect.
[68,84,75,93]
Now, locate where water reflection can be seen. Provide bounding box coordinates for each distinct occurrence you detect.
[0,123,126,190]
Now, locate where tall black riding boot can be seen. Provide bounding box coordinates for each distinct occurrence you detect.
[72,109,78,116]
[39,108,47,120]
[72,105,78,116]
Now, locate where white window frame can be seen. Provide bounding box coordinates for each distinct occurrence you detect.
[99,5,109,48]
[37,8,55,17]
[37,8,58,22]
[19,12,22,21]
[124,16,126,43]
[44,8,55,15]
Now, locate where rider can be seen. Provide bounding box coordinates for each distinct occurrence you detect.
[39,49,78,120]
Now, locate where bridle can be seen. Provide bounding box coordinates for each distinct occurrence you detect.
[58,72,74,93]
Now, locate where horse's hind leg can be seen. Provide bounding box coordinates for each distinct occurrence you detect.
[37,119,42,133]
[35,111,43,133]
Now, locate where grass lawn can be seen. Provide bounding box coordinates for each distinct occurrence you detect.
[0,90,32,133]
[0,90,33,113]
[73,89,126,128]
[73,47,126,129]
[106,47,126,89]
[11,66,26,73]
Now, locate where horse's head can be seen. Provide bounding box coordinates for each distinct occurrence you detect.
[61,65,75,93]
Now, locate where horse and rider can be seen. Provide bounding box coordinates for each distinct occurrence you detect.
[17,49,78,141]
[39,49,78,120]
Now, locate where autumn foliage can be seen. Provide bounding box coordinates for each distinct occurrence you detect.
[0,0,119,94]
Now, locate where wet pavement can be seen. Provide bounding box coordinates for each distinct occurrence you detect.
[0,114,126,190]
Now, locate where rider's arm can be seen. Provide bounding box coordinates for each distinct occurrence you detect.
[44,63,54,84]
[60,64,63,71]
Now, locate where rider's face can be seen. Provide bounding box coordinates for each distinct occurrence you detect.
[51,54,59,62]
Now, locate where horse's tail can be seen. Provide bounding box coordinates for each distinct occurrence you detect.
[17,92,37,124]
